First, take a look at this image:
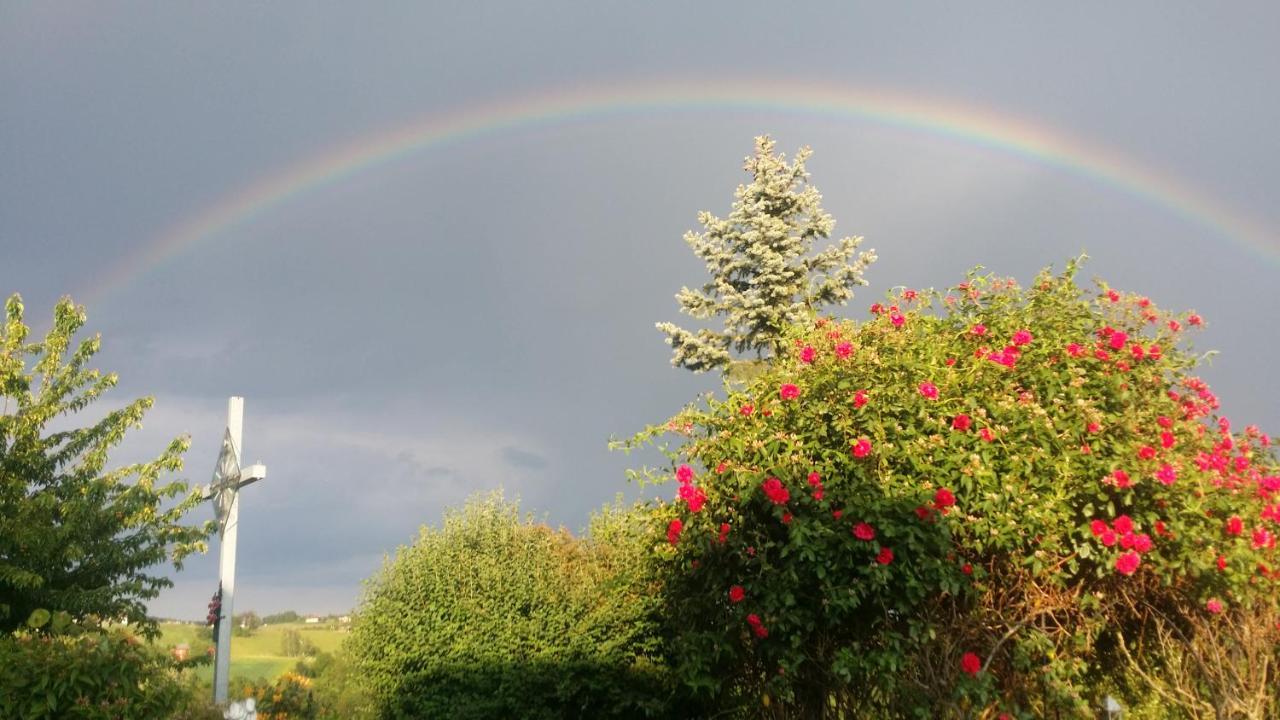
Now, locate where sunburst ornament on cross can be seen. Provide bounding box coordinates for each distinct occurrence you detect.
[198,397,266,707]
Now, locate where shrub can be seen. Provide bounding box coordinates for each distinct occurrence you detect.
[625,259,1279,717]
[280,628,316,658]
[309,649,375,720]
[239,672,317,720]
[0,625,217,719]
[347,492,694,719]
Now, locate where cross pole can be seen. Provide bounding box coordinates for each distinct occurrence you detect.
[202,397,266,706]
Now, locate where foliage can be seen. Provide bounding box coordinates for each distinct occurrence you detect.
[263,610,300,625]
[239,672,317,720]
[1110,591,1278,719]
[235,610,263,635]
[0,294,211,636]
[279,627,316,657]
[309,650,375,720]
[0,617,217,720]
[626,259,1280,717]
[347,492,697,719]
[656,136,877,374]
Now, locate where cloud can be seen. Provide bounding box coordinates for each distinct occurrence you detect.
[500,445,549,470]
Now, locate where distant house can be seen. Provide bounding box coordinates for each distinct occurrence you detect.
[338,615,351,624]
[304,616,320,624]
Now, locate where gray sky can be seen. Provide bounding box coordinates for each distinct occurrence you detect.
[3,2,1278,619]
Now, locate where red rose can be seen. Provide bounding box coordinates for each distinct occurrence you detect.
[728,585,745,603]
[876,547,894,565]
[853,522,876,541]
[1226,516,1243,536]
[1115,550,1141,576]
[762,477,790,505]
[960,652,982,675]
[666,519,683,546]
[933,487,956,509]
[952,414,972,431]
[1113,515,1134,535]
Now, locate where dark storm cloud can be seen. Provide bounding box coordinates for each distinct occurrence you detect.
[3,2,1277,617]
[502,446,550,471]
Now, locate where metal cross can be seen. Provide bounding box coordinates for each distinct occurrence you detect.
[199,397,266,707]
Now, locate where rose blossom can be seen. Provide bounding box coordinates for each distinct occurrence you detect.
[779,384,800,401]
[853,522,876,541]
[761,477,790,505]
[933,487,956,509]
[1225,516,1244,536]
[1115,550,1141,575]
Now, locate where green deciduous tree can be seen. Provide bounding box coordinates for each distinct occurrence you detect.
[0,294,211,636]
[656,135,877,374]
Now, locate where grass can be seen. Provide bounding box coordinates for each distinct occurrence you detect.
[156,621,349,686]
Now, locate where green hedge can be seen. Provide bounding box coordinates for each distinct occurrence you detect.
[347,492,698,719]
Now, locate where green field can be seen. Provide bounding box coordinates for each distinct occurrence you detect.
[157,621,348,686]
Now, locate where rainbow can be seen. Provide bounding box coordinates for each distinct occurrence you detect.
[85,77,1275,303]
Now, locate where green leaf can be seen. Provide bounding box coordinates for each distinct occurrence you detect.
[26,609,50,630]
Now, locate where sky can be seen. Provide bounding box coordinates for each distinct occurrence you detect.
[3,2,1278,620]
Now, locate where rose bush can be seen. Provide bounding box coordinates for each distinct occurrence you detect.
[625,259,1279,718]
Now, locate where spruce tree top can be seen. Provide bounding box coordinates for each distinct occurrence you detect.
[657,136,877,374]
